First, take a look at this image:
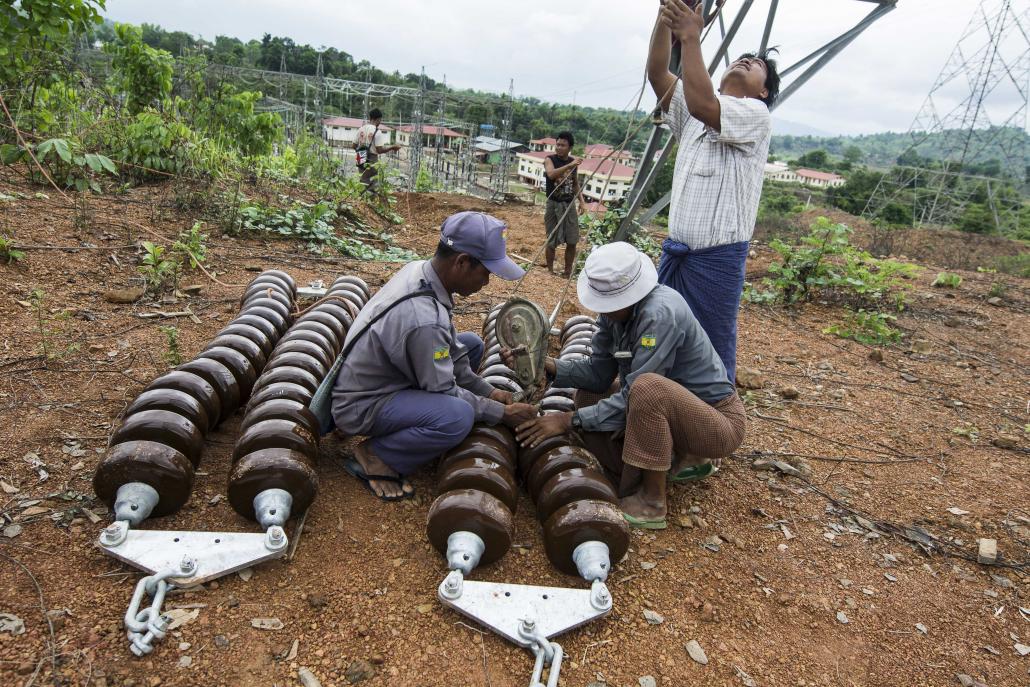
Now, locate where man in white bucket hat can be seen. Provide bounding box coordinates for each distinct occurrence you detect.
[511,242,746,529]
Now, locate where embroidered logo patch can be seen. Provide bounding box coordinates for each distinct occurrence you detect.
[640,334,657,349]
[433,345,450,361]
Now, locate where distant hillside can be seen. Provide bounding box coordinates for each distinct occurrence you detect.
[771,127,1029,178]
[771,118,832,137]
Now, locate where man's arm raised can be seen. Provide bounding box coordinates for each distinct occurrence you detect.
[661,0,721,130]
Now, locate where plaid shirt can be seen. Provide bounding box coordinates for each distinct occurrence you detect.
[666,89,771,250]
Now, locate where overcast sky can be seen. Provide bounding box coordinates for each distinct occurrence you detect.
[102,0,1026,137]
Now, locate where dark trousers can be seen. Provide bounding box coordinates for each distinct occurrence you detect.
[367,332,483,474]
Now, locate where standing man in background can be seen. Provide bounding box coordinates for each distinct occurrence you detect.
[647,0,780,382]
[543,131,587,278]
[355,108,401,193]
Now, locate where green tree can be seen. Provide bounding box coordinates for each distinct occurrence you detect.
[0,0,105,96]
[795,149,830,171]
[105,23,174,114]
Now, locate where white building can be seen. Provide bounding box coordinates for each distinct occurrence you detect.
[764,161,798,182]
[395,125,466,152]
[322,117,393,148]
[516,151,636,202]
[795,168,846,188]
[583,143,636,168]
[529,137,557,153]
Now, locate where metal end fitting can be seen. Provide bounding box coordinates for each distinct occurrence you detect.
[265,525,288,552]
[99,520,129,548]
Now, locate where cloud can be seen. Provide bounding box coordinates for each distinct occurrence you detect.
[102,0,1022,136]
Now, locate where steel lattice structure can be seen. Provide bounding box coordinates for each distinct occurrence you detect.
[862,0,1029,234]
[615,0,900,241]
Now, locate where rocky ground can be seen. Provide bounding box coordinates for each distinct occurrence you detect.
[0,176,1027,687]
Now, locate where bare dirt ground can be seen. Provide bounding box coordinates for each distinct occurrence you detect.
[0,176,1028,687]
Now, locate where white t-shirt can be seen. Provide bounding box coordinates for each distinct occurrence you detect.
[355,123,380,155]
[666,89,771,249]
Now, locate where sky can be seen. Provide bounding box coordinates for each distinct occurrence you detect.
[101,0,1028,137]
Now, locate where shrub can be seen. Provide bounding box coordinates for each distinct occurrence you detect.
[173,222,208,269]
[1,137,118,192]
[104,23,174,114]
[824,309,902,346]
[117,111,192,178]
[138,241,179,294]
[0,236,25,264]
[931,272,962,288]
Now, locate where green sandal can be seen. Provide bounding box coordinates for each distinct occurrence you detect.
[623,513,668,530]
[670,461,718,484]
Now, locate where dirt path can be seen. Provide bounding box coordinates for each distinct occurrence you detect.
[0,180,1027,687]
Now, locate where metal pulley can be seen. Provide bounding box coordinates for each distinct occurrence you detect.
[494,298,549,400]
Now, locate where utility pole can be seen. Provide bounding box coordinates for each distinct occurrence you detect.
[408,67,426,192]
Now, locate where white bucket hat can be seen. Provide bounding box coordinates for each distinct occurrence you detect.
[577,242,658,313]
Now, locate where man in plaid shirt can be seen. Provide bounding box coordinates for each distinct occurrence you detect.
[647,0,780,383]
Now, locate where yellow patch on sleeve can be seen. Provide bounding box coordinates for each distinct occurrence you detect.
[433,345,450,361]
[640,334,657,349]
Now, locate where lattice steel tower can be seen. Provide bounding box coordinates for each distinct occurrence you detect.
[863,0,1029,233]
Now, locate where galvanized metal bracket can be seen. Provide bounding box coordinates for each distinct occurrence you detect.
[495,297,549,398]
[98,527,288,586]
[437,577,612,647]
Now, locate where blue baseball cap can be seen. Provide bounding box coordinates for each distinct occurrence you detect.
[440,211,525,281]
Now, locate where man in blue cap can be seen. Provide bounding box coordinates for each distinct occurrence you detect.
[331,211,537,500]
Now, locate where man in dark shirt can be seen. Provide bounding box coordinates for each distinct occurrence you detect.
[543,131,587,277]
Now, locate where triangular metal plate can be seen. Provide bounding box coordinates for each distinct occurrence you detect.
[99,530,287,585]
[495,298,549,390]
[438,580,609,646]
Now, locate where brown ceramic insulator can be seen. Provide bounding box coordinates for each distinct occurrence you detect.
[247,273,293,296]
[227,448,318,522]
[123,388,211,436]
[263,351,327,382]
[232,418,318,466]
[241,284,292,308]
[250,365,321,396]
[146,371,222,427]
[177,358,241,419]
[479,353,503,371]
[332,275,371,300]
[270,337,333,370]
[438,436,517,476]
[543,499,631,576]
[484,343,502,360]
[484,334,498,350]
[539,396,576,414]
[288,320,342,356]
[295,311,347,345]
[526,445,601,498]
[480,364,519,381]
[229,313,280,342]
[315,301,356,328]
[328,283,367,306]
[247,382,313,410]
[437,457,519,513]
[560,315,596,339]
[241,281,291,304]
[561,322,597,346]
[240,305,289,337]
[242,296,292,322]
[204,333,268,371]
[561,344,593,358]
[426,489,513,566]
[483,376,522,395]
[109,410,205,467]
[215,323,275,357]
[277,327,336,358]
[197,346,258,400]
[92,441,194,518]
[516,435,570,479]
[467,425,518,460]
[541,387,576,401]
[260,269,297,291]
[326,291,366,316]
[535,468,618,522]
[239,399,320,438]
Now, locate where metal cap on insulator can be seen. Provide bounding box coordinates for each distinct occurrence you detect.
[446,530,485,576]
[253,488,293,530]
[112,482,160,527]
[572,540,611,583]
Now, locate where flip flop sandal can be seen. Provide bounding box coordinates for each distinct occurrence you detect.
[343,457,414,502]
[622,512,668,530]
[670,462,719,484]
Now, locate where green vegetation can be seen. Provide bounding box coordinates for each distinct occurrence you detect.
[581,207,662,259]
[138,241,179,294]
[931,272,963,288]
[160,325,181,366]
[746,218,919,346]
[0,236,25,264]
[173,222,208,270]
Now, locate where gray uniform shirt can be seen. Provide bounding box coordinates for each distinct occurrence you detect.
[554,284,735,433]
[331,261,504,435]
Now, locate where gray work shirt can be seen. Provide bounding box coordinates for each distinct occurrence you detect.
[331,261,504,435]
[554,284,735,433]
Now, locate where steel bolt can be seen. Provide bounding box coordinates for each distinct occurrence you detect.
[179,556,196,573]
[521,618,536,632]
[268,526,284,543]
